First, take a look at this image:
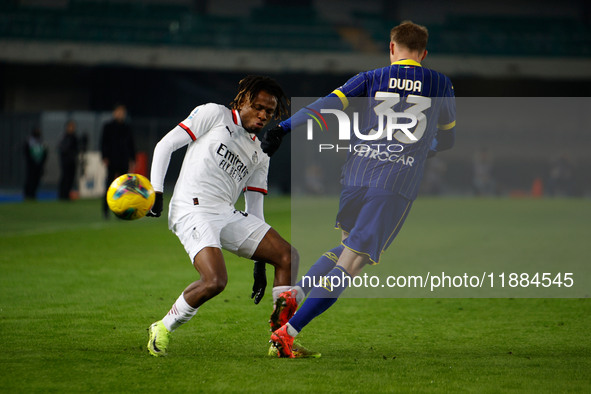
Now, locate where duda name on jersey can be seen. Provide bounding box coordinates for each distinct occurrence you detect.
[389,78,422,93]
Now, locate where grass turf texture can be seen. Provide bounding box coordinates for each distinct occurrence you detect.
[0,197,589,392]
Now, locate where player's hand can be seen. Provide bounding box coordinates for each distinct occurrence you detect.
[260,125,286,157]
[147,192,163,217]
[251,261,267,304]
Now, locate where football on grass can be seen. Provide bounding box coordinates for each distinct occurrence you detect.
[106,174,155,220]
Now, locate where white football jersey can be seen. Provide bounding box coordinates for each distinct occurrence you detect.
[169,103,269,223]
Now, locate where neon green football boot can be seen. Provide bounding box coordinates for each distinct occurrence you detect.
[147,320,171,357]
[268,339,321,358]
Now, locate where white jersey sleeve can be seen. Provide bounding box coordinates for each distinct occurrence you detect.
[150,126,192,193]
[178,103,225,142]
[150,103,225,193]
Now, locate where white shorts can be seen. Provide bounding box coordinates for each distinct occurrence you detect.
[171,205,271,263]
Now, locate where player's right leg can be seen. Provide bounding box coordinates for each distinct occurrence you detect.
[223,211,319,357]
[148,213,227,357]
[272,249,368,357]
[184,247,228,306]
[147,320,172,357]
[148,247,228,357]
[295,245,344,296]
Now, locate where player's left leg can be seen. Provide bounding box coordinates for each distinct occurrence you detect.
[251,227,297,288]
[272,187,414,357]
[183,247,229,306]
[295,245,344,296]
[220,210,303,332]
[251,228,304,330]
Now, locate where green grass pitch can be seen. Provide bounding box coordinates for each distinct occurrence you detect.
[0,197,589,392]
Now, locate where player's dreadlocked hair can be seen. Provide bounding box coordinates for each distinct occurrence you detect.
[230,75,290,119]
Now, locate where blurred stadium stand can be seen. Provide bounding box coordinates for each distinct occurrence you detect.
[0,0,590,198]
[0,0,352,51]
[1,0,590,74]
[1,0,589,55]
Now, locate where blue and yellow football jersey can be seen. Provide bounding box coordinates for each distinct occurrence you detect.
[282,59,456,200]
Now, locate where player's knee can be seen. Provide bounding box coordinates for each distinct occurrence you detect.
[203,276,227,296]
[279,245,298,270]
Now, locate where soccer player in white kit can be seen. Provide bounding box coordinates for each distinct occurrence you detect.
[146,76,301,357]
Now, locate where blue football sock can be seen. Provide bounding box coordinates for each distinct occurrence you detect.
[296,245,344,295]
[289,266,352,333]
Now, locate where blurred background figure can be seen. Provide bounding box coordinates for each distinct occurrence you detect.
[548,153,575,197]
[23,127,47,200]
[101,104,136,218]
[58,120,79,200]
[472,147,495,196]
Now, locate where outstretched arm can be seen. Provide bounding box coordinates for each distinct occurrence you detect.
[147,126,192,217]
[279,72,366,132]
[261,73,365,156]
[150,126,192,193]
[261,93,345,156]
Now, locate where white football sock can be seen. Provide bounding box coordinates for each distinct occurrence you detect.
[272,285,291,303]
[162,293,198,332]
[286,323,299,337]
[292,285,305,304]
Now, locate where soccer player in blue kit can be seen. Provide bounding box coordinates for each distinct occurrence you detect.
[262,21,457,358]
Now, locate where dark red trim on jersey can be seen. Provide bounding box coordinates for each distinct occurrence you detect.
[179,122,196,141]
[243,186,268,195]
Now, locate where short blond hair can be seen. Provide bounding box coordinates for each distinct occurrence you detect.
[390,21,428,52]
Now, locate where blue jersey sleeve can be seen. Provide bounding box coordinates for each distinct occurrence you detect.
[334,72,367,98]
[279,93,345,132]
[278,73,368,132]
